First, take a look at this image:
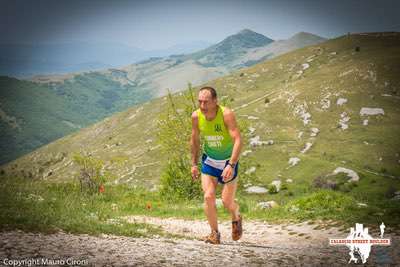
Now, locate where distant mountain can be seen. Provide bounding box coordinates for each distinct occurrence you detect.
[231,32,326,68]
[0,41,213,78]
[0,29,326,165]
[186,29,274,68]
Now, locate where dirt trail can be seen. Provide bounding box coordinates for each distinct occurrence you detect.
[0,216,398,266]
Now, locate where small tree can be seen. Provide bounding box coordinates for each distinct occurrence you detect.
[72,152,106,194]
[157,84,203,200]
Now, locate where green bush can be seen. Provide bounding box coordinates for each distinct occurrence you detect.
[268,184,278,194]
[157,84,201,200]
[159,155,202,201]
[72,152,107,194]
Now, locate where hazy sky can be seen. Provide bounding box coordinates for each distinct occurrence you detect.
[1,0,399,50]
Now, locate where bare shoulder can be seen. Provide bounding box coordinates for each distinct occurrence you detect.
[222,107,235,119]
[191,111,199,129]
[191,110,198,119]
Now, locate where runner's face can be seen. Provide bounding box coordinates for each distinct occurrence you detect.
[198,90,217,114]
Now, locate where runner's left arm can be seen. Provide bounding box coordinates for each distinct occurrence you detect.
[223,108,242,165]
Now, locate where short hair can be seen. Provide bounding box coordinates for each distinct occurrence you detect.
[199,86,217,99]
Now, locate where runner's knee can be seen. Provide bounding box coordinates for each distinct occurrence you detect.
[222,197,235,209]
[204,192,216,204]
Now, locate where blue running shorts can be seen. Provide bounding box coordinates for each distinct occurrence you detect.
[201,153,239,184]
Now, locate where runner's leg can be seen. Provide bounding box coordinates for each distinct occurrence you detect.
[201,173,218,231]
[221,180,240,221]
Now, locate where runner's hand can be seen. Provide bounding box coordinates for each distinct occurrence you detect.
[222,165,234,182]
[191,166,200,181]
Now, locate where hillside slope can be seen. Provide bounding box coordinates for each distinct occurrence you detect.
[0,30,325,165]
[1,32,399,200]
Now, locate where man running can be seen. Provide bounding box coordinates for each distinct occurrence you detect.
[191,86,243,244]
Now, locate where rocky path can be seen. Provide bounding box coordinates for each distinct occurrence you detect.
[0,216,398,266]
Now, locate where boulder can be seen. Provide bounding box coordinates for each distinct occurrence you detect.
[288,157,300,166]
[257,201,279,209]
[360,107,384,116]
[245,186,268,194]
[332,167,360,182]
[270,180,282,192]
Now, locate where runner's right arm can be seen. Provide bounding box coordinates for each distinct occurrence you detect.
[191,111,200,166]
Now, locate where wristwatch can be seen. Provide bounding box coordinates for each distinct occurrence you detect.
[228,162,236,168]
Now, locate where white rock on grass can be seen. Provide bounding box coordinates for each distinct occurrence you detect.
[297,131,304,139]
[310,128,319,137]
[363,119,369,126]
[360,107,385,116]
[302,112,311,125]
[245,167,256,175]
[392,191,400,200]
[249,136,274,147]
[249,136,262,146]
[257,201,279,209]
[27,194,44,202]
[306,55,316,62]
[339,112,350,130]
[301,142,313,154]
[294,103,311,125]
[248,116,259,120]
[271,180,282,192]
[332,167,360,182]
[248,127,256,135]
[339,69,354,77]
[245,186,268,194]
[288,157,300,166]
[320,98,331,110]
[336,98,348,106]
[242,150,252,157]
[302,63,310,70]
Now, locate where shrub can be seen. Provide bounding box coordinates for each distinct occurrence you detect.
[281,183,288,190]
[268,184,278,194]
[157,84,201,200]
[72,152,106,194]
[313,173,357,192]
[159,155,202,201]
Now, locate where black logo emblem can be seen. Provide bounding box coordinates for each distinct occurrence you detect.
[214,124,222,132]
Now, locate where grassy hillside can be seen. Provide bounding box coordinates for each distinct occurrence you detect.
[0,73,153,165]
[1,32,399,229]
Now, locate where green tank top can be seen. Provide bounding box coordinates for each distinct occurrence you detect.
[196,105,233,160]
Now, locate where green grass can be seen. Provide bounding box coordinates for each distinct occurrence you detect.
[1,171,399,237]
[0,176,168,238]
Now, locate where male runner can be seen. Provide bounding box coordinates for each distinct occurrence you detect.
[191,86,242,244]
